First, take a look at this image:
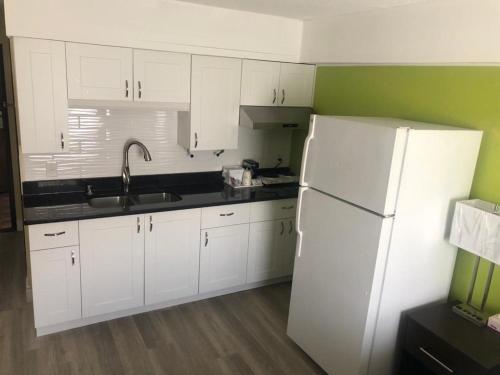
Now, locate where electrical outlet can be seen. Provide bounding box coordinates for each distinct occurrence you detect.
[46,161,58,178]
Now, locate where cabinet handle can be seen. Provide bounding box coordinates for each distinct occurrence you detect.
[71,250,75,266]
[44,231,66,237]
[281,89,285,104]
[125,80,129,98]
[60,132,65,149]
[205,232,208,247]
[289,220,293,234]
[418,347,454,373]
[138,81,142,99]
[149,215,153,232]
[137,217,141,233]
[282,205,294,210]
[273,88,277,104]
[194,132,198,148]
[280,221,284,235]
[219,212,234,217]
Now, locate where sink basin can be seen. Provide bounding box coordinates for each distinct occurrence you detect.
[88,196,133,208]
[133,192,182,204]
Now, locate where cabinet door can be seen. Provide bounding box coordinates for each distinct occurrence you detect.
[30,246,81,327]
[278,63,315,107]
[66,43,133,101]
[11,38,68,153]
[190,55,241,150]
[279,218,297,277]
[247,221,281,282]
[79,216,144,317]
[133,50,190,103]
[199,224,249,293]
[240,60,280,106]
[145,209,201,305]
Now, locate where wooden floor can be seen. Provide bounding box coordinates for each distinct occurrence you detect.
[0,231,325,375]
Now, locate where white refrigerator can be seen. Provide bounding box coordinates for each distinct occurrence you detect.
[287,115,483,375]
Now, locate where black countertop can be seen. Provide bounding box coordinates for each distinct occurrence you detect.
[23,171,299,225]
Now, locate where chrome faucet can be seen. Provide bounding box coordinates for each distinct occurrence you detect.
[122,139,152,194]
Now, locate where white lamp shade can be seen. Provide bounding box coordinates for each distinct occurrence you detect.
[450,199,500,265]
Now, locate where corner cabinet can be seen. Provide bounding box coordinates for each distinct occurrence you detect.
[11,38,68,154]
[240,60,315,107]
[145,209,201,305]
[79,216,145,317]
[178,55,242,151]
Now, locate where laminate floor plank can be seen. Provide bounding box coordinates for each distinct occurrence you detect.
[0,232,325,375]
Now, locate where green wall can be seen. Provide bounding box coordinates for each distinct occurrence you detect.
[292,66,500,312]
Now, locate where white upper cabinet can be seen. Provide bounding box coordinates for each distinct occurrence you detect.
[66,43,133,101]
[133,50,190,103]
[240,60,315,107]
[145,209,201,305]
[278,63,316,107]
[179,55,242,151]
[11,38,68,154]
[79,215,145,317]
[240,60,281,106]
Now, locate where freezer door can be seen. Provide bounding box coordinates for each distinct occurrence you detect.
[288,187,394,375]
[300,115,408,216]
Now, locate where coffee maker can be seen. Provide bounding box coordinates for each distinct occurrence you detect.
[242,159,259,177]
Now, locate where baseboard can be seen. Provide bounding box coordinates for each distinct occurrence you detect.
[36,276,292,336]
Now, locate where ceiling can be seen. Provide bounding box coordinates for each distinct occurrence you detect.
[174,0,435,20]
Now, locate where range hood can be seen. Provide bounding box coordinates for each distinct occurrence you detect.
[239,106,313,130]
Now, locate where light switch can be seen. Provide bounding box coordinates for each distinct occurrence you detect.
[46,161,58,178]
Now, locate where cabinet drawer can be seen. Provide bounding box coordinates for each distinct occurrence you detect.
[403,318,485,375]
[250,199,297,222]
[28,221,79,251]
[201,204,250,229]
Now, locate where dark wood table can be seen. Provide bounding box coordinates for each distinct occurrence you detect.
[398,302,500,374]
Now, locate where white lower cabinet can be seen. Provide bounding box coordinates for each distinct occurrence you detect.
[247,218,297,282]
[277,218,297,277]
[79,216,145,317]
[145,209,201,305]
[199,224,249,293]
[30,246,81,327]
[247,220,281,282]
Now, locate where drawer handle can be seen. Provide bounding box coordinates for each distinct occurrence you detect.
[44,231,66,237]
[282,205,294,210]
[220,212,235,217]
[419,347,454,373]
[205,232,208,247]
[280,221,285,235]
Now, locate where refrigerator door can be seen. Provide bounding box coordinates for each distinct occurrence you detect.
[288,187,394,375]
[300,115,408,216]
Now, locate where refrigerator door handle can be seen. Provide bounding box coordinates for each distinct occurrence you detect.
[299,116,316,187]
[296,186,309,258]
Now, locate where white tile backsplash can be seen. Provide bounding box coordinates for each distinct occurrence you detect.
[21,106,292,181]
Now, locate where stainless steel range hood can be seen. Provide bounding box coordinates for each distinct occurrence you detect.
[239,106,313,130]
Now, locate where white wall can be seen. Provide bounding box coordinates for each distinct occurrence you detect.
[22,106,292,181]
[4,0,302,62]
[300,0,500,64]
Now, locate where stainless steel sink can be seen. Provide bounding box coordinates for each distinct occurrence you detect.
[88,195,133,208]
[133,192,182,205]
